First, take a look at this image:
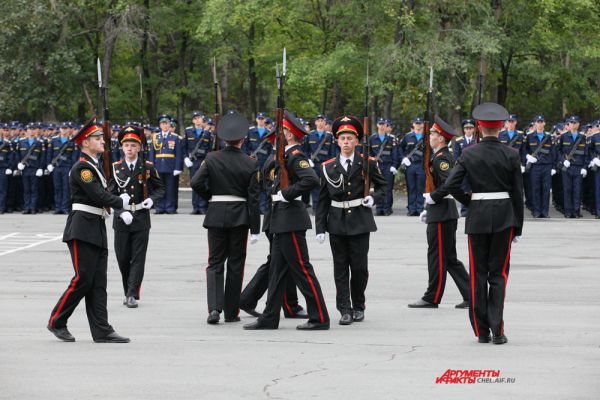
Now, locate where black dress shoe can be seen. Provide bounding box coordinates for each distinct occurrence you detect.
[353,310,365,322]
[285,306,309,319]
[22,210,31,214]
[455,300,469,309]
[52,210,62,215]
[47,324,75,342]
[94,332,130,343]
[241,307,261,317]
[126,296,138,308]
[339,313,353,325]
[243,320,278,330]
[207,310,220,324]
[199,209,207,215]
[407,299,438,308]
[478,334,491,343]
[190,210,200,215]
[492,334,508,344]
[225,316,240,322]
[296,321,330,330]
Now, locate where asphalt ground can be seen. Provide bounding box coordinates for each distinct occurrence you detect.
[0,191,599,399]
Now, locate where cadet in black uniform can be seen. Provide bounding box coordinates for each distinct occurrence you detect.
[408,116,470,309]
[108,125,165,308]
[244,111,330,330]
[47,118,131,343]
[442,103,524,345]
[315,116,386,325]
[191,112,261,324]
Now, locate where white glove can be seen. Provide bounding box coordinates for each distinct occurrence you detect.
[141,198,153,209]
[277,190,289,203]
[589,161,595,169]
[120,193,131,208]
[316,233,326,244]
[44,169,50,175]
[308,159,315,168]
[5,169,11,176]
[512,235,522,243]
[17,162,25,170]
[12,170,18,176]
[401,157,411,167]
[419,210,427,224]
[563,160,570,168]
[250,234,259,245]
[520,165,525,173]
[551,169,556,176]
[173,170,182,176]
[423,193,435,205]
[47,164,54,172]
[119,211,133,225]
[361,196,375,208]
[390,166,398,175]
[581,168,587,177]
[35,169,43,177]
[594,158,600,167]
[184,157,193,168]
[525,154,538,164]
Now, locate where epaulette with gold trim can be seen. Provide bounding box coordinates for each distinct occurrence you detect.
[113,160,123,165]
[291,149,301,155]
[323,157,336,166]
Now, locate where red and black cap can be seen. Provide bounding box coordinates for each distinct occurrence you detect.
[119,124,143,145]
[282,110,306,139]
[472,102,509,129]
[332,115,364,140]
[216,111,249,141]
[431,115,457,140]
[72,116,103,146]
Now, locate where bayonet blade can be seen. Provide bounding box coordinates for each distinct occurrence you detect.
[428,66,434,91]
[97,58,103,88]
[366,61,369,87]
[212,57,217,84]
[282,48,286,77]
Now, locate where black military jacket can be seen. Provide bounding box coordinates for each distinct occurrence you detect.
[269,145,319,234]
[108,159,165,232]
[427,147,461,223]
[191,146,260,234]
[63,152,124,248]
[261,155,276,233]
[442,136,524,236]
[316,154,386,236]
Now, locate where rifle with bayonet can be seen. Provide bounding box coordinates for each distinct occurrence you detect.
[423,67,435,193]
[363,60,371,197]
[137,66,149,200]
[474,66,484,143]
[275,48,289,188]
[212,57,222,151]
[97,58,112,180]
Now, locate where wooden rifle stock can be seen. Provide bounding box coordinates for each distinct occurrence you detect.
[363,116,370,197]
[276,108,289,188]
[423,119,435,193]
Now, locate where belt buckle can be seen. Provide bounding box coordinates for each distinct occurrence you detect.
[131,203,137,212]
[343,201,349,209]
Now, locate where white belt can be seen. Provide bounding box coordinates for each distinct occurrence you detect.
[72,203,104,216]
[209,195,247,202]
[331,198,363,209]
[124,202,144,211]
[271,194,302,202]
[471,192,510,200]
[424,193,454,200]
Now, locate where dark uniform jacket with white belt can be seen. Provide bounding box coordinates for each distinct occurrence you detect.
[63,153,125,248]
[269,145,319,234]
[261,155,277,233]
[190,146,260,234]
[315,154,386,235]
[427,147,462,223]
[108,159,165,232]
[441,136,524,236]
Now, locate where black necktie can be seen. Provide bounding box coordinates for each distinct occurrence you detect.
[346,159,352,172]
[129,163,134,172]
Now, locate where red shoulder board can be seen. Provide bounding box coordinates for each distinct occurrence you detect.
[435,152,444,158]
[145,160,153,165]
[114,160,123,165]
[291,149,301,155]
[368,156,376,161]
[79,157,86,162]
[322,157,336,166]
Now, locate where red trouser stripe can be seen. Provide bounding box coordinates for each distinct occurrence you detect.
[468,235,480,337]
[500,228,514,335]
[283,292,294,316]
[433,222,444,304]
[291,232,325,323]
[49,240,80,328]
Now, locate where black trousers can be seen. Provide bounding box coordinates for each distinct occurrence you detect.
[239,233,301,316]
[49,239,114,339]
[206,226,248,319]
[468,227,514,337]
[423,220,470,304]
[114,228,150,299]
[329,233,370,314]
[258,231,329,327]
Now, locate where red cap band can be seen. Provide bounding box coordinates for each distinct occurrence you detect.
[477,120,503,129]
[121,133,141,144]
[283,119,305,139]
[337,124,358,135]
[431,122,453,140]
[74,125,101,145]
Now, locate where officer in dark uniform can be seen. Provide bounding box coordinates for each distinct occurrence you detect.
[110,124,122,163]
[582,123,596,215]
[244,111,330,331]
[408,116,471,310]
[303,114,336,214]
[452,119,477,217]
[558,116,589,218]
[108,125,165,308]
[47,117,131,343]
[551,123,567,213]
[184,111,212,214]
[587,121,600,218]
[243,112,273,214]
[239,147,308,319]
[7,123,24,212]
[523,115,557,218]
[0,128,13,213]
[442,103,524,345]
[370,117,399,215]
[399,117,425,216]
[46,123,78,214]
[315,116,386,325]
[191,112,261,324]
[16,123,45,214]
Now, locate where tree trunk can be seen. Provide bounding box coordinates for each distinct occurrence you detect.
[383,88,393,120]
[562,53,570,117]
[177,30,189,135]
[248,23,258,117]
